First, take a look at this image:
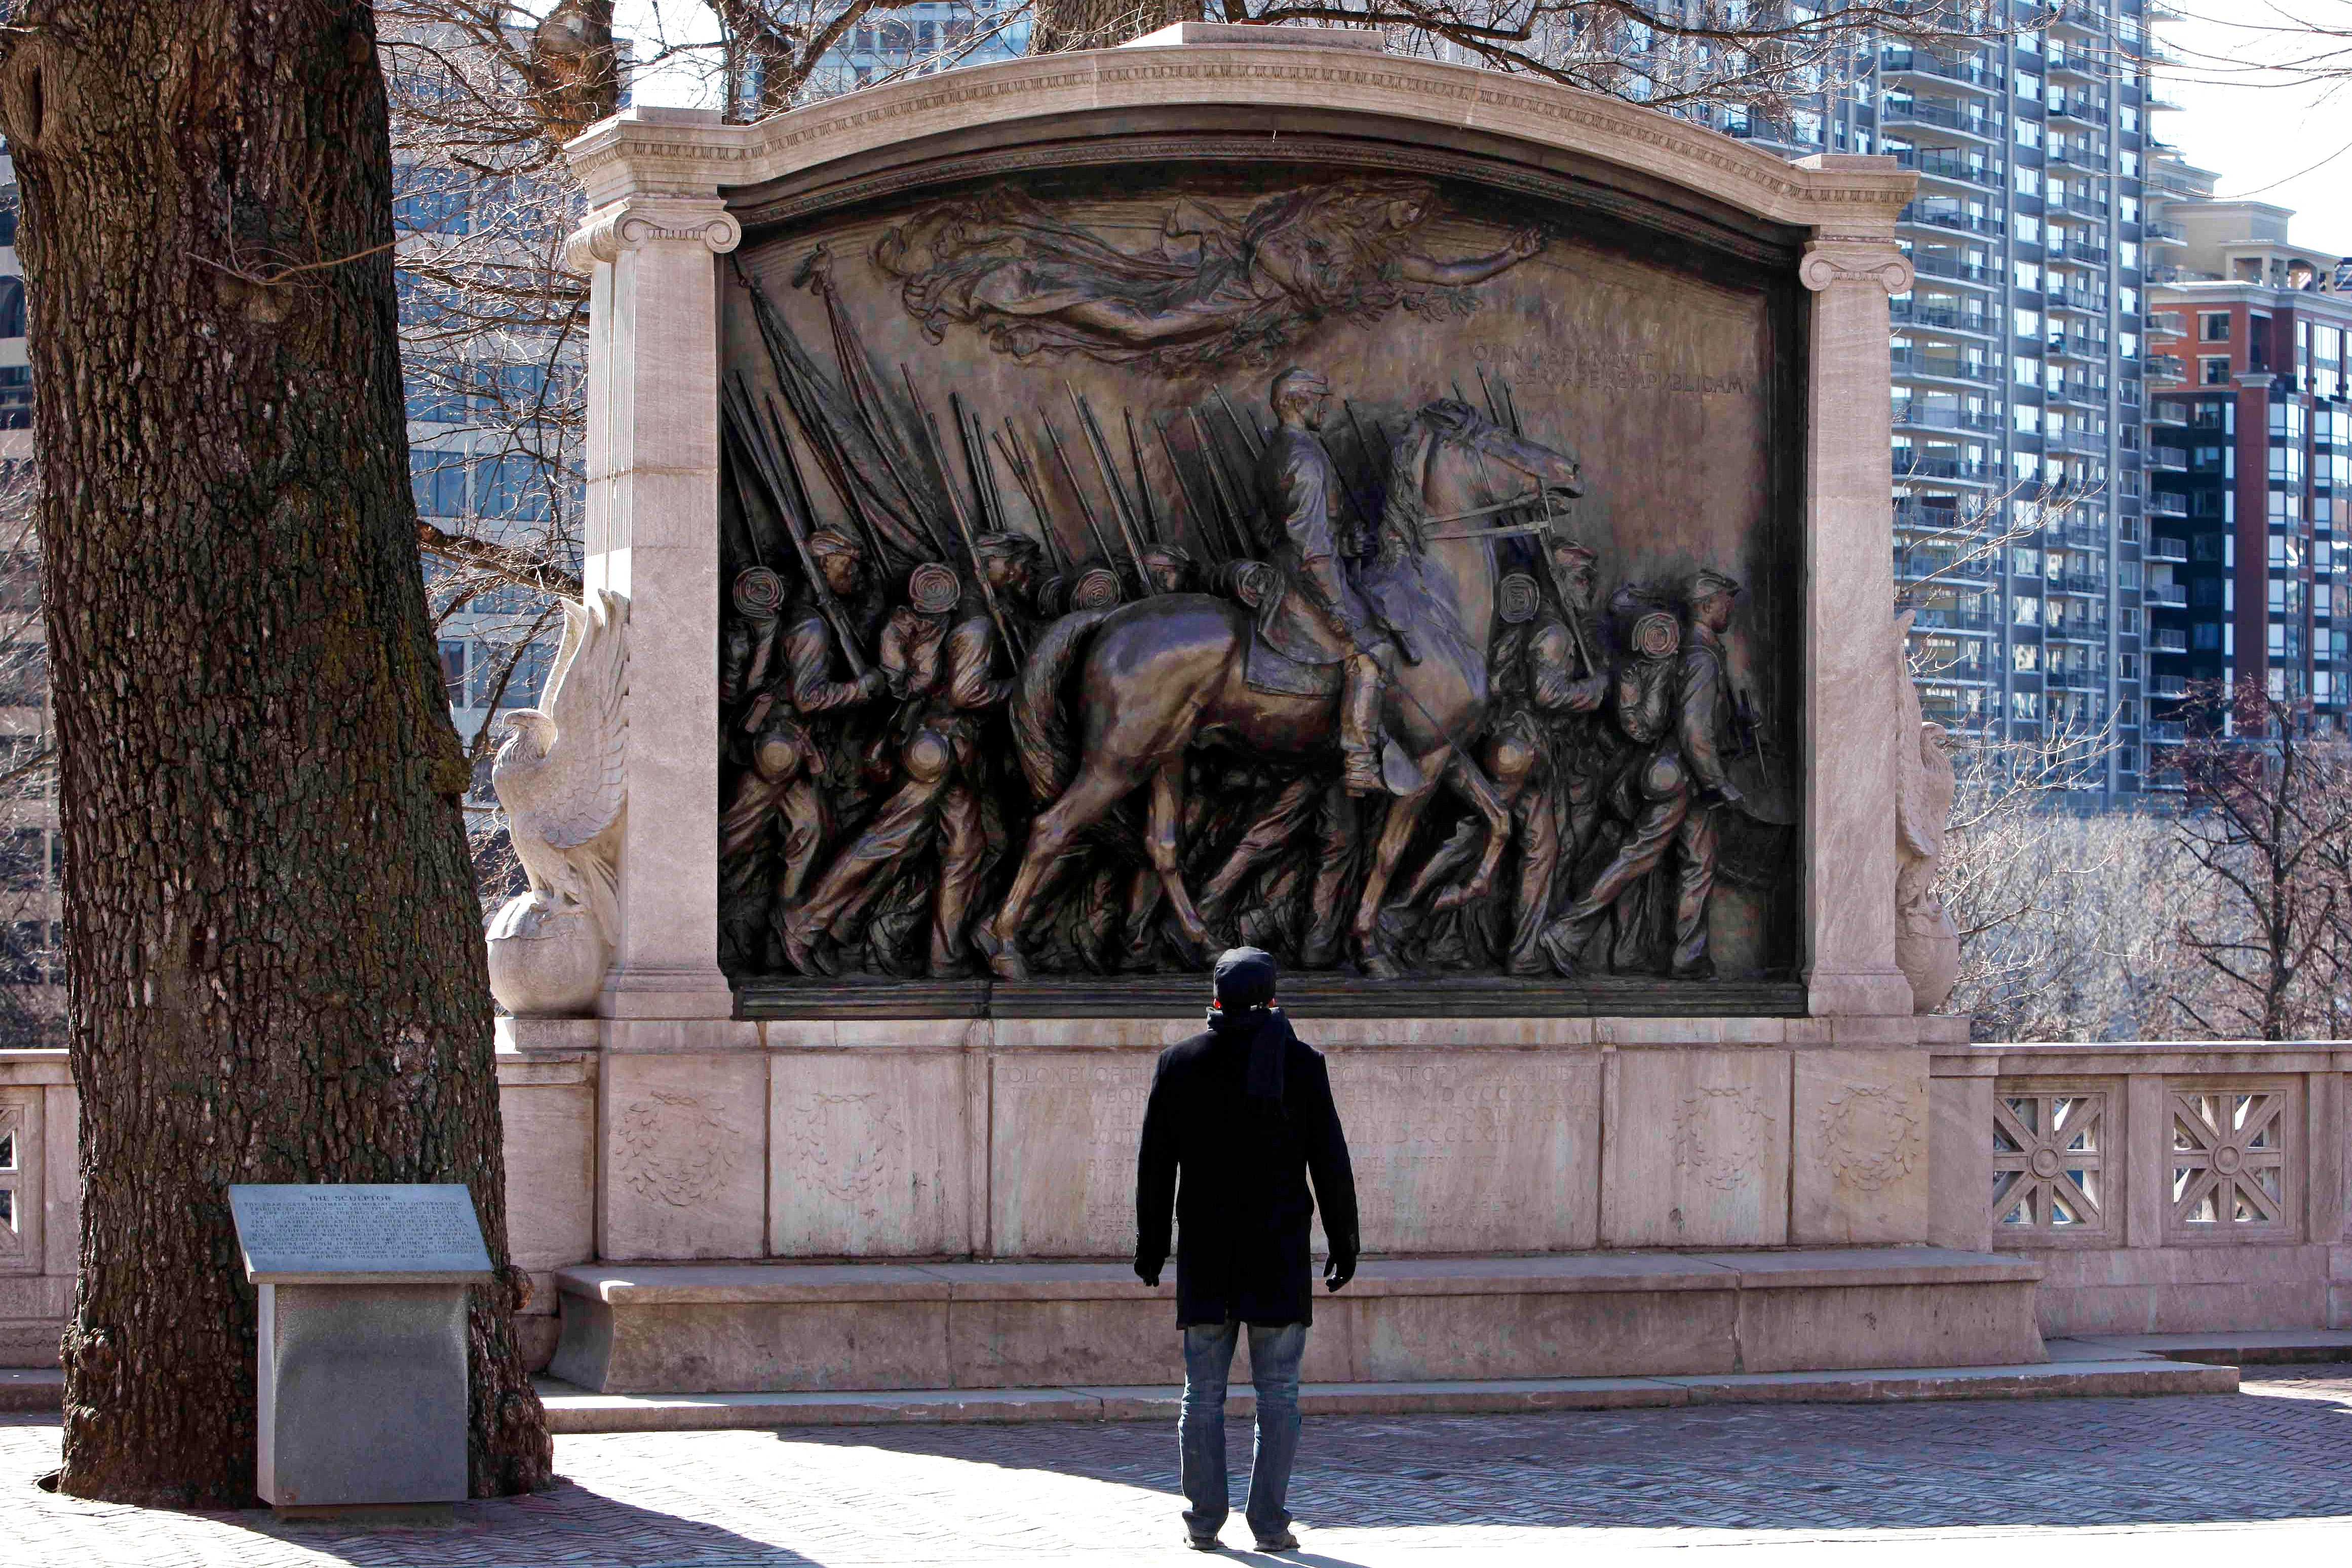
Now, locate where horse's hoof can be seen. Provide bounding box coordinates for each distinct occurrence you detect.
[974,922,1030,982]
[1362,953,1407,981]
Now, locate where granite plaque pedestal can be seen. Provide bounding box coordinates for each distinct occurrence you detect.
[229,1184,495,1514]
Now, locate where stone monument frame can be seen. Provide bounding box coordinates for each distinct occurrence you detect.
[560,36,1916,1031]
[534,33,1947,1275]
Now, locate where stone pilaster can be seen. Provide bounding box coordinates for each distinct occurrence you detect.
[1798,229,1916,1019]
[567,188,743,1022]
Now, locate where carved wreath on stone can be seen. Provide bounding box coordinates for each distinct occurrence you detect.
[782,1092,903,1210]
[614,1092,742,1208]
[1818,1085,1922,1193]
[1671,1085,1777,1192]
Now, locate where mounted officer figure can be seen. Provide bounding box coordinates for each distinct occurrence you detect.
[1256,366,1394,796]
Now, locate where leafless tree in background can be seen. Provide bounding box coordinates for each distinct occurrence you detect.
[2167,679,2352,1041]
[0,459,61,1044]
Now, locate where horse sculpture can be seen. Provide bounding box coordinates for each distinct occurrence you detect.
[975,401,1585,979]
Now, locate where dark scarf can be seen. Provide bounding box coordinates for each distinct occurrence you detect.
[1206,1002,1292,1103]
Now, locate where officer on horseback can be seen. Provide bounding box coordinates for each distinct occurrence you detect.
[1256,367,1397,797]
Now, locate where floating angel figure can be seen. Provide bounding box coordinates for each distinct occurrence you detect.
[874,179,1545,372]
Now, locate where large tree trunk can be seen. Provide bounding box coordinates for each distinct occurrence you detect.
[0,3,550,1505]
[1031,0,1205,54]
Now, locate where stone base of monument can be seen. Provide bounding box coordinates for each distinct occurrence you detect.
[548,1249,2043,1395]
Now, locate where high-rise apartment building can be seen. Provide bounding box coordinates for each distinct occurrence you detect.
[1725,5,2167,794]
[2140,171,2352,785]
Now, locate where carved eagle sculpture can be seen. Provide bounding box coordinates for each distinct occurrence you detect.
[491,590,629,946]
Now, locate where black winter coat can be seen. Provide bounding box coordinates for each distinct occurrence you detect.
[1135,1011,1359,1327]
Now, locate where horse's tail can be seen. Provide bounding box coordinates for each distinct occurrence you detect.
[1012,607,1116,803]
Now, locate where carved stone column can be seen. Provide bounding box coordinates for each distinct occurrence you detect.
[567,190,743,1022]
[1798,228,1916,1020]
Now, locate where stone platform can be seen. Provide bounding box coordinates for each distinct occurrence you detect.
[548,1249,2044,1395]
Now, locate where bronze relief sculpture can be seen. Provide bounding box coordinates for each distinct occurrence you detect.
[717,170,1794,991]
[874,181,1545,373]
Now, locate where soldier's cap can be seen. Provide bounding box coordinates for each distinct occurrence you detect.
[1271,367,1332,403]
[1211,946,1279,1012]
[1142,542,1196,566]
[972,531,1042,562]
[807,527,863,561]
[907,562,962,614]
[1546,535,1599,568]
[1688,568,1743,602]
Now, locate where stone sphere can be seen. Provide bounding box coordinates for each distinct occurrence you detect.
[486,894,609,1017]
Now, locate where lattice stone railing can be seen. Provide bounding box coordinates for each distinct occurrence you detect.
[1937,1044,2348,1332]
[2167,1083,2294,1240]
[1992,1088,2105,1236]
[0,1094,23,1269]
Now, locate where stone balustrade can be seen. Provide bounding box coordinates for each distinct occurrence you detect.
[1931,1042,2352,1335]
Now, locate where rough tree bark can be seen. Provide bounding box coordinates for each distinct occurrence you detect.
[0,1,551,1505]
[1031,0,1204,53]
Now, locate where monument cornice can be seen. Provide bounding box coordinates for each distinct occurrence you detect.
[562,45,1913,233]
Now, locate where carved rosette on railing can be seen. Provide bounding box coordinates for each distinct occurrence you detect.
[486,591,630,1017]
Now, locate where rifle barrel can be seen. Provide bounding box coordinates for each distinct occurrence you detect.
[1041,413,1124,579]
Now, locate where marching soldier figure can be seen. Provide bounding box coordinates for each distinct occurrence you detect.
[782,561,1015,977]
[717,534,887,966]
[1140,543,1198,598]
[1671,568,1745,979]
[1537,568,1744,981]
[1396,534,1607,972]
[1258,367,1393,796]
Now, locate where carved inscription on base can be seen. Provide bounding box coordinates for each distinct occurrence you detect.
[990,1054,1156,1257]
[1320,1052,1601,1253]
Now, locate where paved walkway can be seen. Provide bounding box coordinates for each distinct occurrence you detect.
[12,1367,2352,1565]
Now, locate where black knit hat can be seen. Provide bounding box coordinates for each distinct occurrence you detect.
[1211,946,1279,1013]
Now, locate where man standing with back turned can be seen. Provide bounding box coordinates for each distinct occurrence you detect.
[1136,947,1360,1554]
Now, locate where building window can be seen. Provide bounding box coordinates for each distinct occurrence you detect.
[2200,312,2230,343]
[2201,357,2231,387]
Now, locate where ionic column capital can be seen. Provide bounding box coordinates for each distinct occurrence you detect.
[1800,236,1913,296]
[561,193,743,276]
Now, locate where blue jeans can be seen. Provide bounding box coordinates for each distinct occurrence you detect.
[1179,1320,1306,1544]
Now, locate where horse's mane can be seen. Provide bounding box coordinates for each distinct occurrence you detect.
[1374,399,1503,565]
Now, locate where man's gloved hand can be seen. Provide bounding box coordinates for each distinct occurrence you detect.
[1134,1254,1165,1288]
[1323,1247,1357,1293]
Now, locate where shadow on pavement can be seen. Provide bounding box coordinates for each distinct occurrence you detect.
[766,1374,2352,1538]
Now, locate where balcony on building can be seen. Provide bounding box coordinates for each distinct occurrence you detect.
[1895,446,1990,483]
[1892,295,1992,336]
[1901,198,2005,239]
[1895,145,2004,191]
[2146,535,2190,563]
[1907,247,1997,291]
[1880,45,2005,93]
[1883,95,1998,141]
[2144,581,2189,608]
[1891,351,1990,388]
[2149,626,2190,653]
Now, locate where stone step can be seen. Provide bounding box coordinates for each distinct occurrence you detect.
[534,1357,2237,1434]
[549,1248,2049,1394]
[2066,1329,2352,1365]
[0,1367,62,1412]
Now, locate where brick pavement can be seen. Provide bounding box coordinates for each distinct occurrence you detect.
[10,1368,2352,1565]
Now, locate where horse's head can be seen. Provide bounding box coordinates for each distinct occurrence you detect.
[1378,399,1587,567]
[1444,400,1584,506]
